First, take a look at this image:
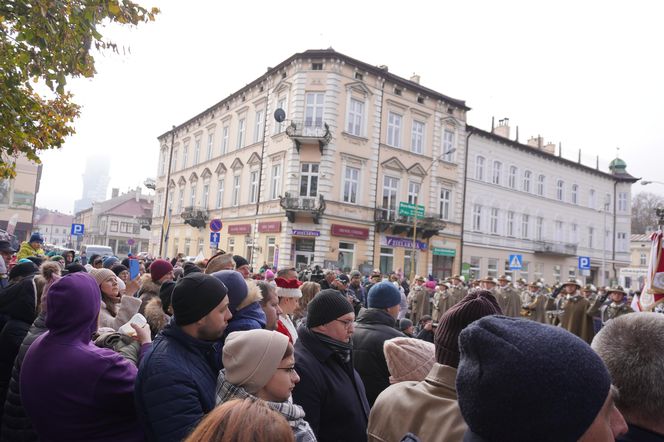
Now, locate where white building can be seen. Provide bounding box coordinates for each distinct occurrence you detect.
[33,209,74,248]
[462,120,637,286]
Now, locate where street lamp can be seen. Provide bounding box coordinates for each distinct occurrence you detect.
[641,180,664,186]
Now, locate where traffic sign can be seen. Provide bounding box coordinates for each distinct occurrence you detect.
[508,254,523,270]
[578,256,591,270]
[210,232,220,245]
[127,239,135,246]
[210,219,223,232]
[398,202,425,218]
[71,223,85,236]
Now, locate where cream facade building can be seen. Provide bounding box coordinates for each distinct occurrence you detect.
[0,154,41,244]
[463,121,637,286]
[151,49,468,277]
[618,233,652,290]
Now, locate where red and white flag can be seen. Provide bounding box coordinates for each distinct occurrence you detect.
[633,230,664,311]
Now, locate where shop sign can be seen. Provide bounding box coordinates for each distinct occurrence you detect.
[292,229,320,237]
[227,224,252,235]
[331,224,369,239]
[385,235,427,250]
[432,247,456,257]
[258,221,282,233]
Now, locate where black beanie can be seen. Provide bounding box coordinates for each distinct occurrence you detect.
[233,255,249,268]
[111,264,128,276]
[306,289,353,328]
[456,316,611,442]
[65,263,87,274]
[9,262,39,280]
[183,261,202,276]
[159,280,176,315]
[434,289,501,368]
[172,273,228,326]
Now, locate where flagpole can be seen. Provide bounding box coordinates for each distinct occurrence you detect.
[159,126,176,258]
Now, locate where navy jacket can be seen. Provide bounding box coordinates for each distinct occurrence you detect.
[135,318,221,442]
[293,326,369,442]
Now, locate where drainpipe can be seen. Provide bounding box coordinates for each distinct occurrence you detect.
[458,130,473,275]
[252,81,271,269]
[371,77,386,269]
[612,180,617,285]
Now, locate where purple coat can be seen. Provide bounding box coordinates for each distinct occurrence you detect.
[19,272,147,442]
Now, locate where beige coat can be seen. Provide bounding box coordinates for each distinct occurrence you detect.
[98,295,142,331]
[526,293,555,323]
[368,364,466,442]
[432,289,455,322]
[559,295,596,344]
[496,285,522,317]
[449,285,467,304]
[408,285,430,324]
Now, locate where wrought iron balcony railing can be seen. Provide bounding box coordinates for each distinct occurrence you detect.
[279,193,326,224]
[181,206,209,229]
[285,121,332,153]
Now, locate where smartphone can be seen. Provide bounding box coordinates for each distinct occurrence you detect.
[129,259,140,280]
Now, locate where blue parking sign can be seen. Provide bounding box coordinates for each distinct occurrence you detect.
[578,256,591,270]
[71,223,85,236]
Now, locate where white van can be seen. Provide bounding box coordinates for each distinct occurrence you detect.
[81,244,114,258]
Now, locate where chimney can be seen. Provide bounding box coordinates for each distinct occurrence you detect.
[493,118,511,139]
[542,142,556,154]
[111,188,119,198]
[527,136,544,148]
[135,186,141,202]
[410,73,421,84]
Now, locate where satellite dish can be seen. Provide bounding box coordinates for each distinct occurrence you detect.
[274,108,286,123]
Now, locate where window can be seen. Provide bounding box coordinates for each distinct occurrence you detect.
[470,256,481,280]
[182,146,188,169]
[172,149,178,171]
[605,193,612,211]
[411,120,424,154]
[404,250,418,278]
[523,171,532,192]
[201,184,209,209]
[571,184,578,204]
[270,164,281,200]
[504,260,513,280]
[618,192,628,212]
[216,179,224,208]
[439,188,451,220]
[507,211,515,237]
[305,92,324,132]
[617,232,627,252]
[343,166,359,204]
[571,223,578,243]
[588,227,594,248]
[551,179,562,201]
[232,175,241,206]
[198,238,204,255]
[237,118,246,149]
[394,88,402,96]
[408,181,420,205]
[379,247,394,275]
[640,253,647,266]
[299,163,319,197]
[207,134,214,160]
[555,220,564,242]
[537,174,545,196]
[159,151,166,176]
[387,112,402,147]
[520,261,529,282]
[522,214,530,239]
[347,98,364,136]
[110,221,118,232]
[472,205,482,231]
[156,192,163,216]
[475,156,485,181]
[508,166,518,189]
[254,110,263,143]
[492,161,502,185]
[589,189,596,209]
[184,239,191,257]
[490,208,499,234]
[266,237,276,266]
[275,98,287,134]
[382,176,399,221]
[227,237,235,254]
[249,171,258,203]
[536,217,544,240]
[311,62,323,70]
[534,263,544,281]
[221,125,229,154]
[177,188,184,212]
[442,130,455,162]
[553,265,561,283]
[355,72,363,80]
[487,258,498,278]
[569,266,576,279]
[189,185,197,207]
[192,140,202,166]
[338,242,355,272]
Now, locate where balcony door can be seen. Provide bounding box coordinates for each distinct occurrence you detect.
[304,92,324,135]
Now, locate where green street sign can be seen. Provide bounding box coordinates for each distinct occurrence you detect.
[432,247,456,256]
[398,202,425,218]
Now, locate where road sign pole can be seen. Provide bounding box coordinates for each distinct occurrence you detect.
[410,213,418,282]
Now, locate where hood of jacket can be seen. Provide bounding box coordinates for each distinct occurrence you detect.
[0,275,37,324]
[224,301,267,336]
[139,274,161,297]
[45,272,101,342]
[356,307,398,327]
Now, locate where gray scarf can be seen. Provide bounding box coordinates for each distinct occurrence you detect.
[313,331,353,363]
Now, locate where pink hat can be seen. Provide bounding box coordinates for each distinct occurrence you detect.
[425,280,437,290]
[383,337,435,383]
[265,269,275,279]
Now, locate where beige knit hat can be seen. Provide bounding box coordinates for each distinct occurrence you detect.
[383,337,435,384]
[89,268,116,287]
[223,329,289,394]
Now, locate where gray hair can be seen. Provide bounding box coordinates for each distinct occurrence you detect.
[592,312,664,424]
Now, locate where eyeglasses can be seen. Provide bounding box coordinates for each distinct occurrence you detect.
[276,366,297,374]
[335,319,354,329]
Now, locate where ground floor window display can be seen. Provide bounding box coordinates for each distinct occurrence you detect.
[293,238,315,270]
[338,242,355,272]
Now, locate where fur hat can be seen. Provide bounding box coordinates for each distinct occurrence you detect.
[383,337,435,383]
[205,252,235,273]
[275,277,302,298]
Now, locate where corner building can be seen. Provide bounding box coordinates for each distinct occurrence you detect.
[151,49,468,277]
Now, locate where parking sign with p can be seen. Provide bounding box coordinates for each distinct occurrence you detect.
[71,223,85,236]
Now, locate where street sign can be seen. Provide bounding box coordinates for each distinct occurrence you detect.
[432,247,456,256]
[127,239,135,246]
[578,256,591,270]
[210,232,220,245]
[71,223,85,236]
[210,218,223,232]
[508,254,523,270]
[398,202,425,218]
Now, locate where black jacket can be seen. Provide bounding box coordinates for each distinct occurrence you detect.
[293,326,369,442]
[352,308,405,406]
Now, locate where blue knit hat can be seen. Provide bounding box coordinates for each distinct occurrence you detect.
[457,316,611,442]
[102,256,119,269]
[367,281,402,309]
[212,270,248,315]
[29,232,44,244]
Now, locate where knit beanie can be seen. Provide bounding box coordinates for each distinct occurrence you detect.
[223,329,289,394]
[111,264,128,276]
[159,280,176,315]
[457,316,611,442]
[150,259,174,282]
[367,281,402,309]
[183,261,202,276]
[65,263,87,274]
[398,318,413,333]
[172,273,228,325]
[307,289,354,328]
[233,255,249,268]
[8,261,39,280]
[211,270,248,315]
[102,256,119,269]
[275,277,303,298]
[383,337,435,383]
[29,232,44,244]
[89,268,116,287]
[435,289,501,368]
[265,269,275,279]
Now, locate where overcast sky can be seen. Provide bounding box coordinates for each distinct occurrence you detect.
[35,0,664,214]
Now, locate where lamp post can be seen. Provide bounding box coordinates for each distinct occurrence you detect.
[641,180,664,186]
[599,196,610,287]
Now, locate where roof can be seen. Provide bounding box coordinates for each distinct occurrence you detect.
[631,233,653,242]
[159,48,469,139]
[104,198,153,218]
[34,211,74,227]
[467,125,640,183]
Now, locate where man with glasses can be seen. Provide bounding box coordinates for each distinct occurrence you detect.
[293,289,369,442]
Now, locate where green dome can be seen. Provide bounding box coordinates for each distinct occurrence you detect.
[609,157,627,172]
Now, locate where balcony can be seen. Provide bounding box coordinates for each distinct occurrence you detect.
[374,208,447,239]
[279,192,326,224]
[532,240,578,256]
[285,121,332,153]
[137,216,152,231]
[181,206,209,229]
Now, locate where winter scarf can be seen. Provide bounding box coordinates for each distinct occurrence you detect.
[313,331,352,363]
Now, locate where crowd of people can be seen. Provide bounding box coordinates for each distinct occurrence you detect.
[0,231,661,441]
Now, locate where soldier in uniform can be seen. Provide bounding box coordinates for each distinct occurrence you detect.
[431,281,454,321]
[581,283,597,299]
[479,276,498,296]
[408,275,429,324]
[558,278,596,344]
[524,282,556,323]
[449,274,467,304]
[495,275,522,317]
[598,286,634,326]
